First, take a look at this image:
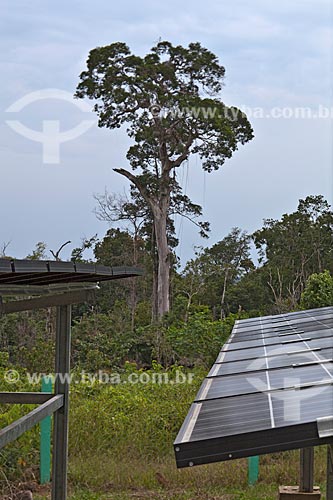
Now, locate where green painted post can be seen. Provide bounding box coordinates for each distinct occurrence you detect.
[40,376,52,484]
[248,456,259,486]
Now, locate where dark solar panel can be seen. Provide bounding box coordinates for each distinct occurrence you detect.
[174,306,333,468]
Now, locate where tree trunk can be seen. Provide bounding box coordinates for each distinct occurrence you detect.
[151,226,159,322]
[220,268,229,321]
[129,232,139,332]
[154,206,170,319]
[113,167,171,320]
[185,294,191,324]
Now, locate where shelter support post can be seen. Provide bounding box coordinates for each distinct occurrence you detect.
[300,447,314,493]
[327,445,333,500]
[278,448,321,498]
[52,305,71,500]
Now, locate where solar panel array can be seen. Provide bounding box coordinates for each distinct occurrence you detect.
[174,306,333,468]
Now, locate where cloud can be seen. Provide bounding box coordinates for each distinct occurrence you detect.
[0,0,332,261]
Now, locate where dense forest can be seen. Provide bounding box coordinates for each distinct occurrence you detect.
[1,194,332,374]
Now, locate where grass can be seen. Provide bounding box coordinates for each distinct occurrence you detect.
[31,448,328,499]
[36,484,279,499]
[0,367,329,499]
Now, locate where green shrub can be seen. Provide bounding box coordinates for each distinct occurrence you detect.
[166,310,239,367]
[300,270,333,309]
[71,313,134,370]
[0,367,40,484]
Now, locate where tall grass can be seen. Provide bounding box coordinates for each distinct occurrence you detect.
[0,365,329,499]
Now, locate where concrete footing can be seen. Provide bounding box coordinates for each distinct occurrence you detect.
[278,486,321,499]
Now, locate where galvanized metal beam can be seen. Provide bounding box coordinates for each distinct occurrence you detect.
[0,289,95,314]
[300,447,314,493]
[52,305,71,500]
[174,421,332,467]
[0,395,63,449]
[0,283,98,296]
[0,392,54,404]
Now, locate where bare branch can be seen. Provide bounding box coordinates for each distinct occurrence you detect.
[50,241,71,261]
[113,168,156,206]
[0,241,11,258]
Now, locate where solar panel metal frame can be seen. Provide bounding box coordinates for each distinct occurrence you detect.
[0,259,143,286]
[174,306,333,468]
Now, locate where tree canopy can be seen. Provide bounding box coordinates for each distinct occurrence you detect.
[75,40,254,318]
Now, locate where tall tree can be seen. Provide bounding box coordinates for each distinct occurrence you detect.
[94,178,209,320]
[253,195,333,310]
[76,41,254,318]
[94,228,151,329]
[181,228,254,318]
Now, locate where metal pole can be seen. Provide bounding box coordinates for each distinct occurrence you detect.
[40,376,52,484]
[327,445,333,500]
[52,305,71,500]
[248,456,259,486]
[300,447,314,493]
[0,396,63,449]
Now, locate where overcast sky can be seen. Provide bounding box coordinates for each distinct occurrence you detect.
[0,0,332,264]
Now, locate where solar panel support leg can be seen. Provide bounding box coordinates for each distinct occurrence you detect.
[300,447,314,493]
[248,456,259,485]
[327,445,333,500]
[52,305,71,500]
